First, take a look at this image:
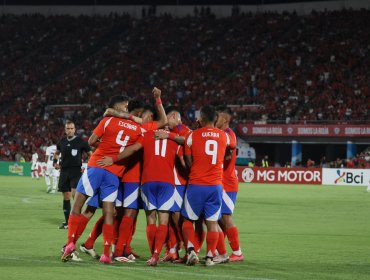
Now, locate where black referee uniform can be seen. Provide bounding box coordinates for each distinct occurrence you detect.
[57,136,91,192]
[56,135,91,229]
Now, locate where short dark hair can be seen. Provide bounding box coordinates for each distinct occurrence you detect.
[165,106,180,115]
[108,95,129,108]
[143,104,158,120]
[216,105,232,116]
[65,120,75,126]
[128,99,144,112]
[200,105,217,123]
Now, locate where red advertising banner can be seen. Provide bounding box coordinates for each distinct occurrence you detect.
[237,124,370,137]
[236,167,322,185]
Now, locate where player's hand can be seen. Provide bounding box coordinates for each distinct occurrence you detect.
[154,129,169,140]
[54,163,60,170]
[97,156,114,167]
[153,87,161,98]
[103,108,116,117]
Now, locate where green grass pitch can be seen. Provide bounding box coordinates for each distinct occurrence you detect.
[0,175,369,280]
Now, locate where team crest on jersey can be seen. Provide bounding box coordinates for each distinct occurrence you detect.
[71,149,78,156]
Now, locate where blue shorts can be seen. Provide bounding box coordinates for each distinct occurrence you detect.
[86,192,101,208]
[76,167,119,203]
[171,185,186,212]
[116,182,141,209]
[181,184,222,221]
[141,182,175,211]
[221,191,238,215]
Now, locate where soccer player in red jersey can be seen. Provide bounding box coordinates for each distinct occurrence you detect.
[60,95,143,264]
[214,106,244,262]
[80,88,167,261]
[111,88,168,262]
[181,105,235,266]
[98,128,181,266]
[154,107,191,262]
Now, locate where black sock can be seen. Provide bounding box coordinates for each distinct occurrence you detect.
[63,200,71,224]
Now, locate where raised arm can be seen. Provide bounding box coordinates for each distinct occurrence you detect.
[152,87,167,128]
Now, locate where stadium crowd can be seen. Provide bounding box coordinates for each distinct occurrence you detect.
[1,9,370,161]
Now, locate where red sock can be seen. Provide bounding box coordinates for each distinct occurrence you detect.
[168,224,178,252]
[225,226,240,251]
[84,215,104,249]
[182,220,195,250]
[146,224,157,254]
[74,215,89,243]
[125,217,137,253]
[67,214,80,244]
[216,231,227,255]
[115,216,134,257]
[206,231,219,258]
[113,217,119,245]
[102,224,114,257]
[154,224,168,255]
[175,224,184,243]
[195,231,206,253]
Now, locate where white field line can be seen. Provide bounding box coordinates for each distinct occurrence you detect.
[0,256,277,280]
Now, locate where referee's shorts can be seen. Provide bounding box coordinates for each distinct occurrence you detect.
[58,167,82,193]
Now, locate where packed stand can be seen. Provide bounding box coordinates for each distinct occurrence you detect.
[1,10,370,161]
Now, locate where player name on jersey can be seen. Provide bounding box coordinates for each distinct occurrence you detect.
[118,121,138,131]
[202,132,220,138]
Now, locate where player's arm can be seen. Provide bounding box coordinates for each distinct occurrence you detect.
[152,87,167,128]
[184,154,193,168]
[154,130,185,145]
[104,108,143,124]
[53,150,61,169]
[97,143,143,167]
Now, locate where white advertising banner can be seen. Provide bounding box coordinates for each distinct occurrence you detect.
[322,168,370,186]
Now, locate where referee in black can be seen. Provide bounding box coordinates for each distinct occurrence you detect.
[54,120,92,229]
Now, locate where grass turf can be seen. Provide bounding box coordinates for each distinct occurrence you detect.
[0,175,369,280]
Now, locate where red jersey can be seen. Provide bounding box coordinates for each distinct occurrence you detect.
[121,121,159,183]
[172,124,191,186]
[88,117,143,177]
[222,128,238,192]
[139,130,180,185]
[185,126,235,186]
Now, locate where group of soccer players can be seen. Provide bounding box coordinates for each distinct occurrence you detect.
[60,87,244,266]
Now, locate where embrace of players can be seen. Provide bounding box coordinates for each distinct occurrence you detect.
[60,87,244,266]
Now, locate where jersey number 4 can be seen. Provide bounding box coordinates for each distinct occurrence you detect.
[116,131,130,152]
[205,140,218,165]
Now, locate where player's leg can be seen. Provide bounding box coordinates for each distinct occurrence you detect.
[141,182,158,256]
[99,169,119,264]
[213,224,229,264]
[51,168,59,193]
[203,184,223,266]
[220,191,244,261]
[180,184,205,265]
[115,182,139,260]
[61,190,89,262]
[45,167,51,193]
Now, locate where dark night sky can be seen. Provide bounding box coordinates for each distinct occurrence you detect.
[3,0,337,6]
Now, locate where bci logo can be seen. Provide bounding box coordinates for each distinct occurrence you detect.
[335,170,363,184]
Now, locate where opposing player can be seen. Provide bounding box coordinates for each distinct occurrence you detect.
[60,95,143,264]
[181,105,235,266]
[31,150,40,180]
[215,106,244,262]
[45,142,59,193]
[98,128,181,266]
